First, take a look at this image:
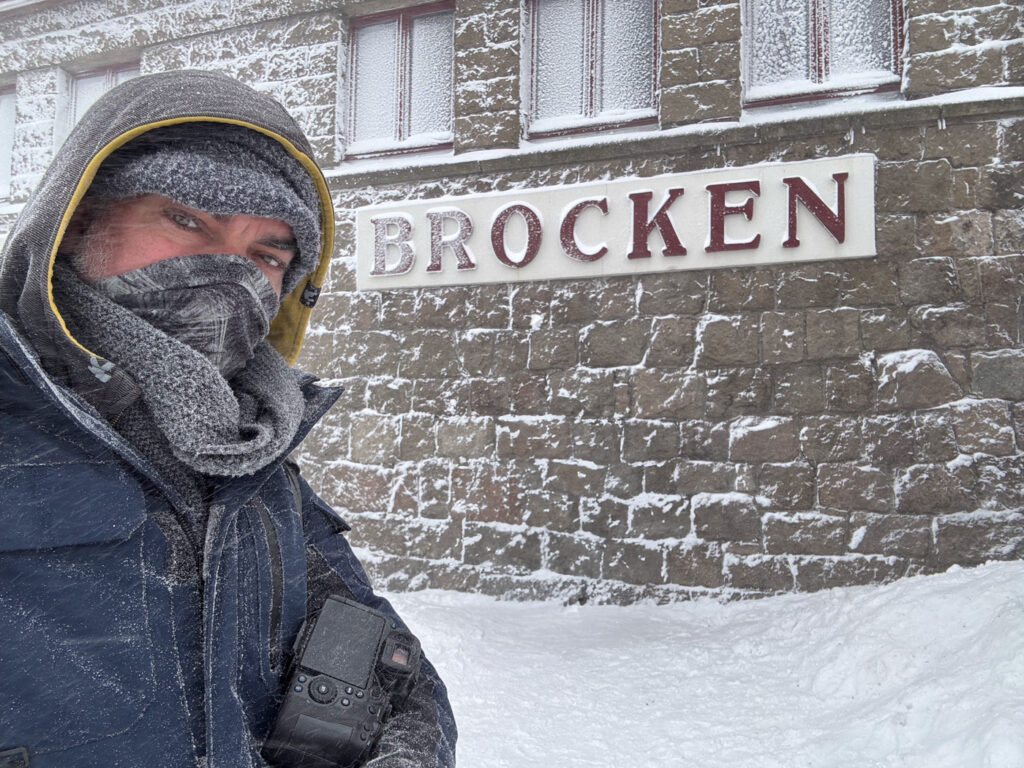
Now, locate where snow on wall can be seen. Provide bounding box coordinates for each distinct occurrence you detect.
[0,0,1022,603]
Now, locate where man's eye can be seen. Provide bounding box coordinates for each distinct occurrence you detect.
[258,253,285,270]
[167,210,200,230]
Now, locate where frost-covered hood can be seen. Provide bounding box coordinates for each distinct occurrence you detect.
[0,69,334,387]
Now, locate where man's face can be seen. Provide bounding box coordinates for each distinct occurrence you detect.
[68,194,297,295]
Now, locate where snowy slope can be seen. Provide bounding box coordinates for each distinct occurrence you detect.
[389,561,1024,768]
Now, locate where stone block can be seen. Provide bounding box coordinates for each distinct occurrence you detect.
[949,400,1016,456]
[544,532,602,578]
[630,369,706,420]
[637,272,707,316]
[825,360,875,412]
[729,416,799,462]
[581,497,629,538]
[793,556,906,592]
[572,420,621,464]
[352,516,461,561]
[805,308,861,359]
[922,121,1000,167]
[917,212,993,259]
[521,491,579,533]
[914,409,959,462]
[655,460,736,495]
[604,540,666,586]
[463,523,542,576]
[629,496,691,539]
[399,330,461,378]
[763,513,847,556]
[898,257,962,305]
[696,314,760,367]
[971,350,1024,400]
[496,416,571,460]
[877,349,962,410]
[581,320,650,367]
[903,47,1003,97]
[817,463,891,513]
[909,304,987,347]
[723,553,794,592]
[839,257,900,307]
[876,160,953,213]
[435,416,494,459]
[665,541,724,588]
[705,367,772,418]
[772,363,826,415]
[860,309,912,351]
[862,414,918,468]
[646,316,698,367]
[527,328,578,370]
[757,462,815,510]
[993,211,1024,256]
[894,462,976,514]
[692,492,761,542]
[709,267,775,311]
[761,311,805,365]
[799,416,864,463]
[775,262,841,307]
[549,369,620,418]
[469,374,546,416]
[622,420,681,462]
[933,510,1024,568]
[906,14,956,56]
[458,330,530,377]
[848,512,932,558]
[679,421,729,462]
[543,460,606,498]
[319,463,394,514]
[698,41,741,81]
[454,110,519,152]
[551,278,636,324]
[350,414,399,465]
[660,47,700,90]
[662,80,741,127]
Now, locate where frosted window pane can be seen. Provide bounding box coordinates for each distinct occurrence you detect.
[829,0,892,76]
[748,0,809,87]
[409,12,453,137]
[72,73,108,127]
[352,20,399,143]
[534,0,585,121]
[0,91,14,196]
[600,0,655,114]
[115,67,140,85]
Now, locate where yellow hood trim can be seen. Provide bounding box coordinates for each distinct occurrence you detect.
[48,116,334,366]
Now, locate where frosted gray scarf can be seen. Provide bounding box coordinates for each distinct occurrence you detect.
[52,258,306,479]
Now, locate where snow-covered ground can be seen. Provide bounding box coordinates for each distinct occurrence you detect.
[390,561,1024,768]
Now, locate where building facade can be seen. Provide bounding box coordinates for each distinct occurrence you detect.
[1,0,1022,603]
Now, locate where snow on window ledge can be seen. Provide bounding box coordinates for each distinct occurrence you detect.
[527,109,658,139]
[344,131,454,160]
[745,71,901,107]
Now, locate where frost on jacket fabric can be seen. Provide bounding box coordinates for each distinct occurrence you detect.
[0,70,456,768]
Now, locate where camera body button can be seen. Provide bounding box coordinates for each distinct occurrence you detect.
[308,676,338,704]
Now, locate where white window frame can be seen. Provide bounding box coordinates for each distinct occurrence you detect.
[742,0,905,107]
[0,87,15,199]
[345,2,455,159]
[63,63,139,140]
[523,0,658,139]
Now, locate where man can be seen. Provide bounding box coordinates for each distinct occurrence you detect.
[0,70,457,768]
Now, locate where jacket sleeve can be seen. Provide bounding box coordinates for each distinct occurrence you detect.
[297,475,458,768]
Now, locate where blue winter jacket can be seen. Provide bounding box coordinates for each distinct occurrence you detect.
[0,71,456,768]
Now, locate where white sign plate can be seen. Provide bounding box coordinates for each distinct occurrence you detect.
[355,154,876,291]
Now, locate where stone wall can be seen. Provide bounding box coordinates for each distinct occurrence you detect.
[1,0,1022,603]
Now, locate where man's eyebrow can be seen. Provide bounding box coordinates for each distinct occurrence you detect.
[258,236,298,253]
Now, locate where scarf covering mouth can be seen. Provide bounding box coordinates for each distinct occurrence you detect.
[51,258,307,478]
[91,253,280,380]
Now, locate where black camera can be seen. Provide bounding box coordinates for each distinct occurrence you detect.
[262,595,422,768]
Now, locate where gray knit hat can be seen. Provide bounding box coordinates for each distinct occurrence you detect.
[87,122,321,296]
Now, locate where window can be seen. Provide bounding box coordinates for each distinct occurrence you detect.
[525,0,657,137]
[64,64,139,138]
[347,3,454,157]
[743,0,904,105]
[0,88,14,199]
